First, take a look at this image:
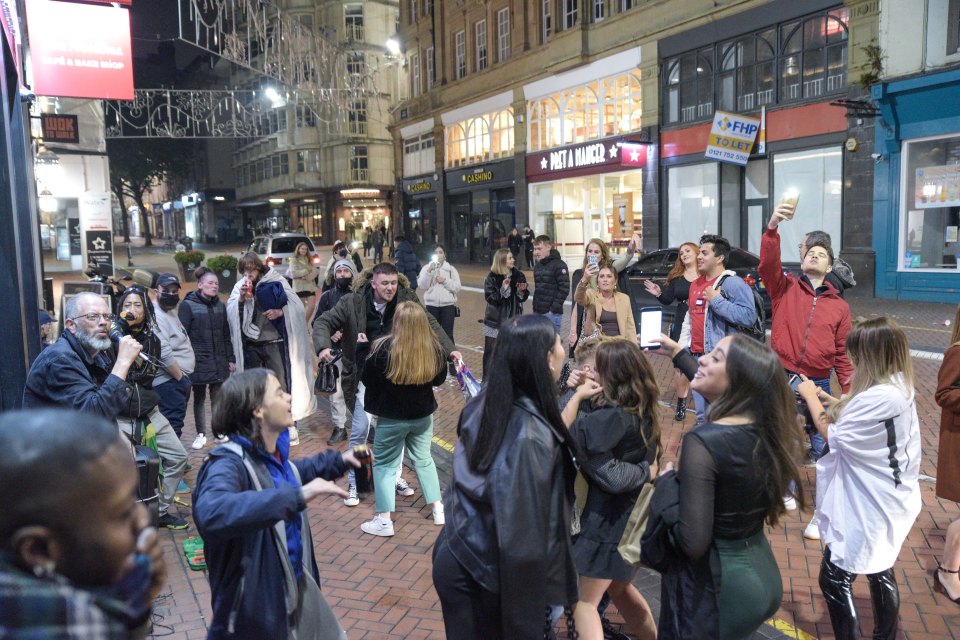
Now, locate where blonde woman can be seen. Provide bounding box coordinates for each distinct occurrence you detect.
[287,242,317,319]
[482,248,528,374]
[359,302,449,537]
[567,237,639,354]
[797,317,921,640]
[574,262,636,343]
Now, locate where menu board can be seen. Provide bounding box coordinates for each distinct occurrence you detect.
[915,164,960,209]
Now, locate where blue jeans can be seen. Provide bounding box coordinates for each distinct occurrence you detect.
[347,383,374,486]
[805,376,831,460]
[544,312,563,334]
[155,375,192,438]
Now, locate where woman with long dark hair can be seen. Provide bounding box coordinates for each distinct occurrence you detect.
[193,368,359,640]
[433,315,580,639]
[651,333,805,639]
[934,305,960,606]
[359,302,448,537]
[643,241,699,420]
[797,317,920,639]
[481,248,528,375]
[571,338,658,640]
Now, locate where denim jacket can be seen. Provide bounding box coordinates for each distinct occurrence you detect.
[702,270,757,354]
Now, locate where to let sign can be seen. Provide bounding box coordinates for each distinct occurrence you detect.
[25,0,133,100]
[705,110,761,166]
[41,113,78,143]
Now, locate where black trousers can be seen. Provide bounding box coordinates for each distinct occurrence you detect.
[191,382,222,435]
[427,305,456,344]
[243,341,288,392]
[819,546,900,640]
[433,530,505,640]
[483,336,497,378]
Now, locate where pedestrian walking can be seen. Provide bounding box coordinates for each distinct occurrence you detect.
[193,369,359,640]
[507,227,523,263]
[180,267,236,449]
[358,302,448,537]
[522,225,535,268]
[643,242,699,421]
[418,244,460,343]
[374,226,385,262]
[312,259,356,445]
[392,236,421,290]
[797,317,921,640]
[433,315,581,639]
[569,338,658,640]
[532,234,570,335]
[650,332,806,639]
[482,248,528,375]
[934,304,960,605]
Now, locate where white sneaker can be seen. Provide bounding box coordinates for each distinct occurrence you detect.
[343,485,359,507]
[214,435,228,443]
[288,426,300,446]
[803,519,821,540]
[783,495,798,511]
[360,513,394,537]
[191,433,207,450]
[396,478,415,497]
[432,503,445,526]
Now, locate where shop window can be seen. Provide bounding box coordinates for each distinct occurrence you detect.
[772,146,842,263]
[497,9,510,63]
[475,20,487,72]
[900,134,960,271]
[455,31,466,80]
[663,6,848,125]
[527,70,641,152]
[667,163,719,247]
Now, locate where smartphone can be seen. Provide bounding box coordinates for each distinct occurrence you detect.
[778,189,800,218]
[431,254,439,263]
[787,374,803,392]
[637,306,663,350]
[587,254,599,266]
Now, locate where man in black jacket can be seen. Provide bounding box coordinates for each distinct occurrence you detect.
[532,234,570,334]
[392,236,420,291]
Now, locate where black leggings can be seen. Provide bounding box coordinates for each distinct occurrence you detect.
[192,383,222,435]
[819,546,899,640]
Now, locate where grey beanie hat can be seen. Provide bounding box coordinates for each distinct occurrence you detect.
[333,258,357,276]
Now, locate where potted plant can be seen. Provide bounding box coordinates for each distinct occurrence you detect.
[206,254,239,291]
[173,250,206,283]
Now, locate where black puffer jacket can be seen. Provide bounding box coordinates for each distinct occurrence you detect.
[482,267,528,330]
[179,290,235,385]
[533,249,570,314]
[442,392,579,637]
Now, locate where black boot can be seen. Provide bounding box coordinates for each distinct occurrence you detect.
[326,427,348,445]
[675,397,687,422]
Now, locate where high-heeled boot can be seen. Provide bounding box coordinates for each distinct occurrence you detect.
[674,397,687,422]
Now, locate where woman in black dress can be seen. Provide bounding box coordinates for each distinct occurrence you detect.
[643,241,699,421]
[570,338,659,640]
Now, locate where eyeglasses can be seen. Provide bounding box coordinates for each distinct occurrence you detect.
[71,313,115,323]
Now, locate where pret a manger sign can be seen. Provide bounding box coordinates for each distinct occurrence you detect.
[25,0,134,100]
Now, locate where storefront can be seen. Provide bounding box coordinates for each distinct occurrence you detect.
[445,160,515,265]
[401,175,439,258]
[659,1,854,264]
[526,139,653,264]
[873,68,960,300]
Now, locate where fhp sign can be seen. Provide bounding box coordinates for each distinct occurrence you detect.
[705,110,761,166]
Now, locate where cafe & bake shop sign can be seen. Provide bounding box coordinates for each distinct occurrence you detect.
[705,110,761,166]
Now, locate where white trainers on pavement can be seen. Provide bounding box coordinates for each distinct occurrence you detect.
[361,513,395,537]
[191,433,207,450]
[783,495,798,511]
[288,426,300,446]
[432,503,445,526]
[343,485,359,507]
[396,477,415,497]
[803,519,821,540]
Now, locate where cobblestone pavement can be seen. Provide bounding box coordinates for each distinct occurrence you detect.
[41,241,960,639]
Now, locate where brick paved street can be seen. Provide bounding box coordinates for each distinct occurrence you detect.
[42,242,960,638]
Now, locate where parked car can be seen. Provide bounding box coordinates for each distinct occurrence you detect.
[245,233,322,271]
[624,246,773,327]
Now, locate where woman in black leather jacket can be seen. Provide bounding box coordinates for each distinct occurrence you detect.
[433,315,580,639]
[650,333,805,639]
[481,248,528,375]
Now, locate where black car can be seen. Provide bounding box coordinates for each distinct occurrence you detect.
[623,246,773,328]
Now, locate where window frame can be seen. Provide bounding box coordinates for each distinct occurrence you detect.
[497,8,510,63]
[411,52,421,97]
[475,19,488,72]
[350,145,369,182]
[455,30,466,80]
[425,46,435,89]
[344,4,364,41]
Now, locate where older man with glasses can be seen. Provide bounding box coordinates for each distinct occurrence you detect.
[23,291,141,420]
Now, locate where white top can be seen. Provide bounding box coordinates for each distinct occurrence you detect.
[417,261,461,307]
[152,301,196,385]
[816,376,921,574]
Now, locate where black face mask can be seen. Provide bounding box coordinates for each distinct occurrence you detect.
[337,249,348,258]
[158,292,180,310]
[335,277,353,290]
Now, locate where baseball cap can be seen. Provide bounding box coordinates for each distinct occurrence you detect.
[156,273,181,289]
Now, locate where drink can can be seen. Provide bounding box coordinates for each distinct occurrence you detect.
[353,445,374,494]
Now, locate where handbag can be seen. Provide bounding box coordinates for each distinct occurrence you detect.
[453,305,461,318]
[314,351,341,394]
[617,481,656,566]
[455,359,481,399]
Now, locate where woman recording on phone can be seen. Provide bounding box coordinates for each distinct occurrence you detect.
[417,244,461,344]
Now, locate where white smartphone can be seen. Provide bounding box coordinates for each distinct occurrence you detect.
[637,306,663,350]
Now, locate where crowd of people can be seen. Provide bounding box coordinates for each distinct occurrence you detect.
[2,212,949,640]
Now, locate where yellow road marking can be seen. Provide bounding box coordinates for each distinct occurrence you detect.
[898,324,951,334]
[766,617,818,640]
[432,435,456,454]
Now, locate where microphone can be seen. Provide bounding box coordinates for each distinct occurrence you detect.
[109,312,162,368]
